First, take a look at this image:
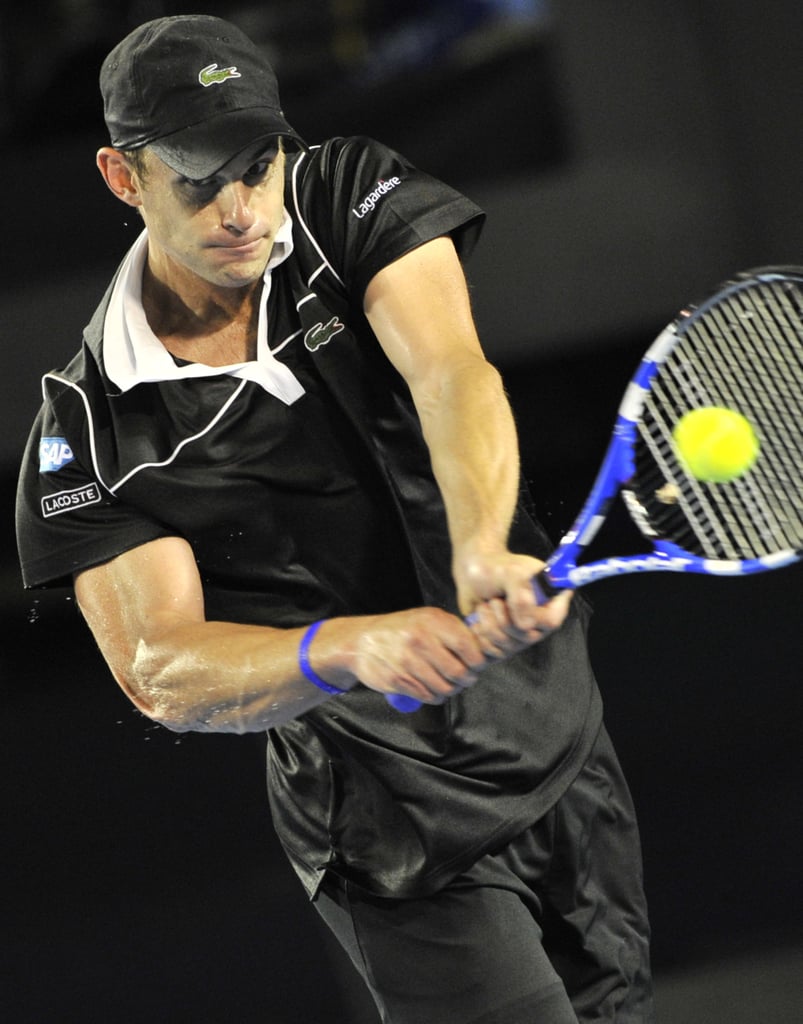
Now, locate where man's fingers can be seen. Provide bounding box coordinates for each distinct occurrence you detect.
[357,608,484,702]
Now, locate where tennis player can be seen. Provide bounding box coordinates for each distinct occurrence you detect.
[16,15,654,1023]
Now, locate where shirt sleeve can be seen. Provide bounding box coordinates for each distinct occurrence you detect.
[15,397,175,589]
[293,136,485,300]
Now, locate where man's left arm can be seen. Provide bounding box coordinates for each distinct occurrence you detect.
[363,235,571,650]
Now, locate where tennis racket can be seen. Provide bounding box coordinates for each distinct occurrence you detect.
[386,265,803,712]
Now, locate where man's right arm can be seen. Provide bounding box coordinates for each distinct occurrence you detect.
[74,536,486,732]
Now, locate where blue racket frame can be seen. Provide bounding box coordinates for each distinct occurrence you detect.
[544,297,800,590]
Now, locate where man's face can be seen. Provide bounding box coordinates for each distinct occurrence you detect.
[133,142,287,292]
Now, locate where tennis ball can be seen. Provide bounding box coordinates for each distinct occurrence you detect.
[672,406,760,482]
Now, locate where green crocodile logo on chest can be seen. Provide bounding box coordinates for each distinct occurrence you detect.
[304,316,345,351]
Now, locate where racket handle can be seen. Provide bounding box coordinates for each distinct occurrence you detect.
[385,693,423,713]
[532,570,561,604]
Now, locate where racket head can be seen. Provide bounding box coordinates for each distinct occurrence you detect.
[546,266,803,587]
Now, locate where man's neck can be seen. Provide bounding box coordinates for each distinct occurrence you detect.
[141,261,262,365]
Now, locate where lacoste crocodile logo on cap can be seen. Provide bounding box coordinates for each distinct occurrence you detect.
[198,63,242,87]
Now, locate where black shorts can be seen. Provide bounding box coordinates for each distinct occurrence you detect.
[314,725,654,1024]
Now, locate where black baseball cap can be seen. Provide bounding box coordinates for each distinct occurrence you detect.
[100,15,305,180]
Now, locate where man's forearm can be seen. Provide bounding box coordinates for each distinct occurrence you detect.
[414,355,521,561]
[128,621,342,733]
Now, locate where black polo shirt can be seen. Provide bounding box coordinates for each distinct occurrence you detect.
[17,136,602,899]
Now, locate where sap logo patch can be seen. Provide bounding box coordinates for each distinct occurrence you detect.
[42,483,102,518]
[39,437,74,472]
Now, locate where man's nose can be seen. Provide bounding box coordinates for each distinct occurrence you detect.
[218,181,256,234]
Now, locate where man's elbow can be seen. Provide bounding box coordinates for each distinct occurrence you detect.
[112,642,201,733]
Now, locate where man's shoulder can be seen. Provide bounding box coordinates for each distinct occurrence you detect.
[41,280,115,401]
[286,136,401,190]
[284,134,432,246]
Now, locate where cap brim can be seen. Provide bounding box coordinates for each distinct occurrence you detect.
[148,106,305,180]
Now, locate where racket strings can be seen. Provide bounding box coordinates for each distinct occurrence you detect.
[697,290,803,540]
[641,329,774,558]
[717,286,802,437]
[660,315,803,556]
[665,292,801,553]
[630,277,803,562]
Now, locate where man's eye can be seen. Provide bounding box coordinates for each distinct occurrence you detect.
[180,178,220,202]
[243,160,272,184]
[177,150,278,199]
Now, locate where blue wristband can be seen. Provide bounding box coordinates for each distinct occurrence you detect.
[298,620,347,696]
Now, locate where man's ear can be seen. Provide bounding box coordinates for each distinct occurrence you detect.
[96,147,143,207]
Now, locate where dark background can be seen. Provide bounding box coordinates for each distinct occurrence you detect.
[2,2,801,1021]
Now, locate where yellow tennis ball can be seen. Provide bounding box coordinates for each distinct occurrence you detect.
[672,407,760,482]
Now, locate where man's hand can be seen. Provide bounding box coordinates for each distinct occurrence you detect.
[336,607,487,705]
[453,549,573,661]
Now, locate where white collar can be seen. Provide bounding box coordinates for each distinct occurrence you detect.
[102,213,304,405]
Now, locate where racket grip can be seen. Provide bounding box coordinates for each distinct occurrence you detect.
[385,693,423,713]
[532,570,561,604]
